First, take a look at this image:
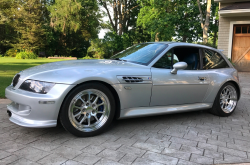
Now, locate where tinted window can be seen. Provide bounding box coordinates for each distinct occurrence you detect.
[153,47,201,70]
[173,47,200,70]
[202,49,229,69]
[111,43,167,65]
[173,54,179,65]
[153,50,173,69]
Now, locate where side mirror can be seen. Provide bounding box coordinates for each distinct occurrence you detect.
[171,62,187,74]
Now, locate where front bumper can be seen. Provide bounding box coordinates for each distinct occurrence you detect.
[5,84,75,128]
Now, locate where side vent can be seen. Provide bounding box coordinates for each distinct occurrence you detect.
[117,75,152,84]
[122,77,143,83]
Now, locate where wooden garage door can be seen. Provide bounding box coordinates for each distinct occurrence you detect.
[232,25,250,71]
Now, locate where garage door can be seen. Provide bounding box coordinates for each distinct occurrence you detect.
[232,25,250,71]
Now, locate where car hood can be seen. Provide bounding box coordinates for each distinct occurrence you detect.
[21,59,145,75]
[17,59,150,85]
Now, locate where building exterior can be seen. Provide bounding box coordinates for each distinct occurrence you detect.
[216,0,250,71]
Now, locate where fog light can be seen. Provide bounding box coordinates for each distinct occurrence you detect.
[7,110,12,117]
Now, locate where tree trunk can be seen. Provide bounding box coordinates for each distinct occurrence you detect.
[203,0,211,44]
[113,0,118,33]
[155,33,159,42]
[197,0,211,44]
[213,20,218,47]
[182,35,187,42]
[118,0,122,35]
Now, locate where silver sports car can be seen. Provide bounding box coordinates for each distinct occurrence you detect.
[5,42,241,137]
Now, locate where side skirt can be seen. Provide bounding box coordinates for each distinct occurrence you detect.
[119,103,213,119]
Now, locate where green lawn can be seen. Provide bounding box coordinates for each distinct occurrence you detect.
[0,57,71,98]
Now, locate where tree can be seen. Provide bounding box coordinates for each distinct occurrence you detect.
[4,0,48,51]
[197,0,212,44]
[208,2,219,47]
[137,0,202,42]
[98,0,140,35]
[48,0,101,57]
[0,0,18,53]
[137,0,174,41]
[172,0,202,42]
[87,39,105,59]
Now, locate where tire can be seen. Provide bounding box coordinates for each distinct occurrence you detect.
[210,82,238,117]
[60,82,116,137]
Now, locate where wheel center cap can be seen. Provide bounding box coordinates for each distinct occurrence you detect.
[84,105,94,113]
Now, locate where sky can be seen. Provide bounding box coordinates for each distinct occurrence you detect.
[98,6,111,39]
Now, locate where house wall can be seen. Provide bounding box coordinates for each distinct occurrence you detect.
[218,2,250,58]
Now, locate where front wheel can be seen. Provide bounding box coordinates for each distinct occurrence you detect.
[210,82,238,117]
[60,83,115,137]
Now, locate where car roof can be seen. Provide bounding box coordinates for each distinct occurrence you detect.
[147,41,219,52]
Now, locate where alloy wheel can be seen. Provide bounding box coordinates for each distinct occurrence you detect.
[68,89,110,132]
[220,85,237,113]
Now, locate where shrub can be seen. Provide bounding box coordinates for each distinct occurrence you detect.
[228,58,235,66]
[81,55,96,59]
[5,48,17,57]
[16,51,38,59]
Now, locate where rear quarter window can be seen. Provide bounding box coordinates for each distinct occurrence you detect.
[202,49,229,70]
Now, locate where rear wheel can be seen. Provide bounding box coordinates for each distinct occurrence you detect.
[60,83,115,137]
[210,82,238,117]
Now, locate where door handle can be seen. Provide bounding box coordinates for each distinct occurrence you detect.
[198,76,207,81]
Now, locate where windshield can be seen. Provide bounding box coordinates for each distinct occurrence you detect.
[111,43,168,65]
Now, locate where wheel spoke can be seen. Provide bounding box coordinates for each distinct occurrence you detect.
[97,102,104,107]
[93,96,99,104]
[94,115,99,121]
[220,94,223,99]
[74,105,82,109]
[230,97,237,101]
[79,116,87,124]
[97,111,104,114]
[79,97,85,104]
[88,93,91,102]
[74,111,82,117]
[223,103,226,108]
[87,117,91,126]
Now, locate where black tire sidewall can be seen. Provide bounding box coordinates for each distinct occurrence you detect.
[212,82,238,117]
[60,82,116,137]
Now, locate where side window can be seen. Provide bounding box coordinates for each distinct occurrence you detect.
[203,49,229,70]
[153,50,173,69]
[173,54,179,65]
[172,47,200,70]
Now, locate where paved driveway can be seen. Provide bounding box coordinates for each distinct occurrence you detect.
[0,73,250,165]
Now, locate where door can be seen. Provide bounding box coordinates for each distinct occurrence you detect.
[150,47,209,106]
[232,25,250,71]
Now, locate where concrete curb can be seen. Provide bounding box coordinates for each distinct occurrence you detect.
[0,99,11,104]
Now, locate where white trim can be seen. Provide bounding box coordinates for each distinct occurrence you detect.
[215,0,249,2]
[228,21,250,59]
[220,9,250,17]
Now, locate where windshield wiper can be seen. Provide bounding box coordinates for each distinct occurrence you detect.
[111,58,127,62]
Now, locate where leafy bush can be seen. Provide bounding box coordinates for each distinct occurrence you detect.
[228,58,235,66]
[81,55,96,59]
[16,51,38,59]
[5,48,17,57]
[196,42,217,49]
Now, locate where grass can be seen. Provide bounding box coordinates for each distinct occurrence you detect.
[0,57,72,98]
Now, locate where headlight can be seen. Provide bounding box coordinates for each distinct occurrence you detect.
[19,80,55,94]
